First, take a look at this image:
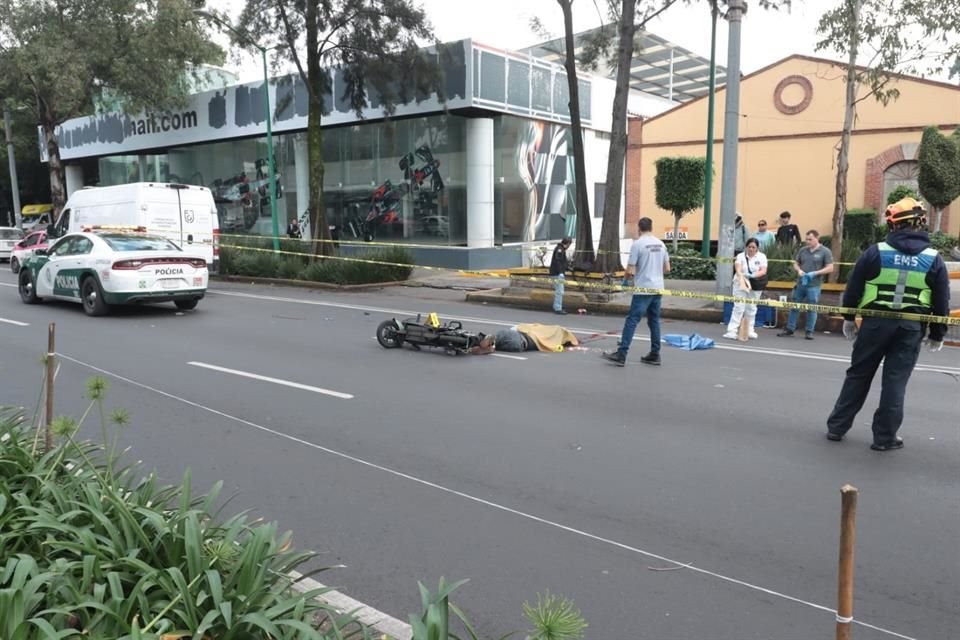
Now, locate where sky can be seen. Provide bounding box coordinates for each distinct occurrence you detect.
[208,0,951,83]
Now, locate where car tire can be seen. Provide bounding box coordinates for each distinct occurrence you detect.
[174,299,199,311]
[10,257,19,274]
[81,276,110,317]
[18,270,39,304]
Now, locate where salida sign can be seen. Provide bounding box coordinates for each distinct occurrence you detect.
[664,227,689,240]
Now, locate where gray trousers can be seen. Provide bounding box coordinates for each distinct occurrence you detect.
[827,317,924,445]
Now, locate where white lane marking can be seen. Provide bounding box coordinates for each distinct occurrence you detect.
[0,317,29,326]
[0,282,16,288]
[56,351,918,640]
[187,361,353,399]
[211,289,960,375]
[490,352,527,361]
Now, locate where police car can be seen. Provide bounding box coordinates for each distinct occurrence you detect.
[17,227,208,316]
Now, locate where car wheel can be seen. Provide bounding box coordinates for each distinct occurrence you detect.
[10,257,19,274]
[18,270,39,304]
[175,299,199,311]
[81,276,110,317]
[376,319,403,348]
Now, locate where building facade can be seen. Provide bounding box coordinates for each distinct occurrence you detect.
[49,40,635,269]
[625,55,960,244]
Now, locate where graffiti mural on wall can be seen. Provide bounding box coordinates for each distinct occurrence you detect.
[515,121,576,242]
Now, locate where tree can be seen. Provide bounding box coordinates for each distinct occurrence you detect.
[237,0,439,257]
[886,184,918,206]
[556,0,595,270]
[816,0,960,280]
[0,0,222,217]
[917,126,960,232]
[654,157,706,251]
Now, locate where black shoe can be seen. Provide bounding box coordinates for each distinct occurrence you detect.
[601,350,626,367]
[826,432,844,442]
[554,309,568,315]
[640,352,661,366]
[870,437,904,451]
[777,329,795,337]
[805,331,814,340]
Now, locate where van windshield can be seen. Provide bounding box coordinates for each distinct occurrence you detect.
[101,235,180,252]
[0,228,24,240]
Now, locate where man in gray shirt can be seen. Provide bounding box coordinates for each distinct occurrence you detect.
[602,217,671,366]
[778,229,834,339]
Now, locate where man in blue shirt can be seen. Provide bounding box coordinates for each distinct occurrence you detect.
[602,217,671,366]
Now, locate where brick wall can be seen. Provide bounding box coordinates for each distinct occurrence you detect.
[864,142,951,230]
[624,117,644,236]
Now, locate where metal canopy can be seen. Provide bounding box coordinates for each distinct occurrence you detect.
[522,26,726,103]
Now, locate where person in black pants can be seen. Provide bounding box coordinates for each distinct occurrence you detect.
[825,198,950,451]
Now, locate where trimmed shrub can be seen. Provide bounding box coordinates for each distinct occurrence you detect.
[887,184,918,205]
[219,244,415,285]
[843,208,878,249]
[763,243,798,282]
[929,231,959,257]
[667,245,716,280]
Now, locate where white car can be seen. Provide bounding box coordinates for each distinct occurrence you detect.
[18,230,208,316]
[0,226,25,262]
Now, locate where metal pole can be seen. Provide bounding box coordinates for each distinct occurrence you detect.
[701,2,719,258]
[836,484,859,640]
[4,109,22,228]
[716,0,747,296]
[261,47,280,252]
[45,322,55,453]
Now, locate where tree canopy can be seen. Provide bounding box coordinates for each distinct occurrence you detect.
[917,126,960,231]
[655,156,705,250]
[0,0,223,213]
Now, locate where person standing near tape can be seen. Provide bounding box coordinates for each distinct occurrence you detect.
[550,237,572,315]
[777,229,834,339]
[826,198,950,451]
[602,217,671,367]
[723,237,768,340]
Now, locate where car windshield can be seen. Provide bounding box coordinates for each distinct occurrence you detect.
[100,235,180,252]
[0,228,24,240]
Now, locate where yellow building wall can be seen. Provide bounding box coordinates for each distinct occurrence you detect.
[634,56,960,241]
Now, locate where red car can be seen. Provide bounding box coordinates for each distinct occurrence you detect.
[10,229,48,274]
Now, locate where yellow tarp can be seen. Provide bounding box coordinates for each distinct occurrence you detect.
[515,323,580,352]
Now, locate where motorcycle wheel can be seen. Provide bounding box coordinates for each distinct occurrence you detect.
[376,320,403,349]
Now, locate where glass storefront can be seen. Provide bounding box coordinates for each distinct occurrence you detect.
[494,115,576,245]
[95,113,575,247]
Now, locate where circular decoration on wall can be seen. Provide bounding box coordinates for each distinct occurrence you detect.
[773,75,814,115]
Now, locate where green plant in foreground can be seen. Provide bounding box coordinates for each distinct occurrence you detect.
[523,592,587,640]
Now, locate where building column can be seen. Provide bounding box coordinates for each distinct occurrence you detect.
[466,118,494,248]
[293,134,311,239]
[64,164,84,199]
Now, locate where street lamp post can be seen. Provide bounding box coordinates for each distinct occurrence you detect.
[194,10,280,251]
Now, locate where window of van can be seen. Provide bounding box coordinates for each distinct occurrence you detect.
[0,228,24,240]
[101,235,181,252]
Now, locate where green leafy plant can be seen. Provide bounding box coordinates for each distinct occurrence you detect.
[843,208,877,249]
[523,592,587,640]
[929,231,959,257]
[0,390,363,639]
[886,185,918,205]
[918,126,960,232]
[667,245,716,281]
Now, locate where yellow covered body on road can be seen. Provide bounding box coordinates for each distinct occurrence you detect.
[515,324,579,352]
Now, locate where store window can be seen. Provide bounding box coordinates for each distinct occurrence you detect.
[495,115,576,244]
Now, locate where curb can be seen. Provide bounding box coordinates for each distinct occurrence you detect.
[465,288,724,323]
[289,571,412,639]
[212,274,408,291]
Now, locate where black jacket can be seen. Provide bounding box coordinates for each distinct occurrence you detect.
[776,224,801,245]
[841,229,950,341]
[550,243,569,276]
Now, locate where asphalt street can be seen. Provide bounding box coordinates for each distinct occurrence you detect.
[1,269,958,639]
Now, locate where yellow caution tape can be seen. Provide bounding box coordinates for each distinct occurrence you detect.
[216,232,860,266]
[219,242,960,326]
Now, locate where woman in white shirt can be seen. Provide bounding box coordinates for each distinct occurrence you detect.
[724,237,768,340]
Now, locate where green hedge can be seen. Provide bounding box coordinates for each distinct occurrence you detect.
[843,208,878,249]
[667,243,716,280]
[220,239,414,285]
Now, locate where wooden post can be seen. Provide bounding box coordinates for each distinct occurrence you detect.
[836,484,859,640]
[45,322,55,453]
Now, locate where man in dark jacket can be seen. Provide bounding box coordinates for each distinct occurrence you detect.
[825,198,950,451]
[549,237,572,315]
[775,210,801,245]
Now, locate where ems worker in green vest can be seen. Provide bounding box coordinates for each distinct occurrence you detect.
[826,198,950,451]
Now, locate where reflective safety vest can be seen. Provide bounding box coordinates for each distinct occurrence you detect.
[859,242,936,311]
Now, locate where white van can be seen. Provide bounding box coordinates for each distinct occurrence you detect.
[49,183,220,272]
